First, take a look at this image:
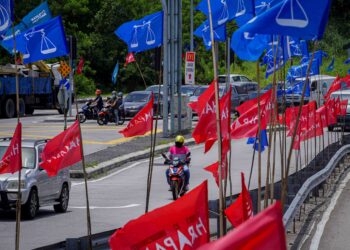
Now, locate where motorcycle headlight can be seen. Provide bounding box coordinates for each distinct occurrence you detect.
[6,180,26,191]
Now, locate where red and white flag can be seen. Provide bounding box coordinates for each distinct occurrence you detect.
[225,172,253,227]
[109,181,210,250]
[316,105,328,128]
[340,100,348,116]
[124,52,136,67]
[76,57,84,75]
[324,75,341,101]
[119,95,154,138]
[198,202,287,250]
[0,123,22,174]
[188,80,215,115]
[40,121,82,177]
[325,98,337,125]
[204,155,228,187]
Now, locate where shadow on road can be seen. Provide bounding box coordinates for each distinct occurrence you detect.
[0,208,73,221]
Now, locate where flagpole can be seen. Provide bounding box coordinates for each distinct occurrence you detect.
[73,84,92,249]
[145,110,154,213]
[283,43,318,208]
[256,61,262,212]
[13,20,22,250]
[135,59,148,89]
[207,0,225,237]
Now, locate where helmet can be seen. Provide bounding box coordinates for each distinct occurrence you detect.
[175,135,185,148]
[117,92,123,97]
[112,91,117,96]
[95,89,102,95]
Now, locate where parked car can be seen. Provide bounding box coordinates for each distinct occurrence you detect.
[123,91,153,117]
[218,74,252,84]
[180,85,199,96]
[189,85,226,104]
[328,90,350,131]
[145,84,164,94]
[0,139,71,219]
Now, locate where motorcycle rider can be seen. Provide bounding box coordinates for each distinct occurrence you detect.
[108,91,123,125]
[91,89,104,112]
[165,135,190,191]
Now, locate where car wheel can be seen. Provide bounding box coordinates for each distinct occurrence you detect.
[54,184,69,213]
[23,189,39,219]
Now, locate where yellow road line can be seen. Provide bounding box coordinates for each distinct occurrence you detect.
[0,129,162,145]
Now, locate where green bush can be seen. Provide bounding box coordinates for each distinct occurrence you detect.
[74,74,96,96]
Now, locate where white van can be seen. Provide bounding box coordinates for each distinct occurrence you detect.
[295,74,336,106]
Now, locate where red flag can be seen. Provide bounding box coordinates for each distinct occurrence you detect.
[225,173,253,227]
[124,52,136,67]
[203,88,232,153]
[0,123,22,174]
[316,105,328,128]
[119,95,154,137]
[198,202,287,250]
[334,97,341,116]
[40,121,82,176]
[203,156,228,187]
[188,81,215,115]
[76,57,84,75]
[340,99,348,116]
[231,90,273,139]
[325,99,337,125]
[109,181,210,250]
[324,75,341,101]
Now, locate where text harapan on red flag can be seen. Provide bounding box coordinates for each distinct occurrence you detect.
[0,123,22,174]
[40,121,82,177]
[119,95,154,138]
[109,181,210,250]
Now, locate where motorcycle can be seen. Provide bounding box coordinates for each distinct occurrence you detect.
[77,100,98,123]
[97,104,125,126]
[162,152,191,200]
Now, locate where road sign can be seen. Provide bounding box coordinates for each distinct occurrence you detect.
[58,60,71,78]
[185,52,196,84]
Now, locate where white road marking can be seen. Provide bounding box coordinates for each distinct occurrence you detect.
[298,221,315,250]
[70,204,141,209]
[309,170,350,250]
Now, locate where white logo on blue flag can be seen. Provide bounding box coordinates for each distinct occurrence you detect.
[115,11,163,53]
[194,20,226,50]
[0,0,13,38]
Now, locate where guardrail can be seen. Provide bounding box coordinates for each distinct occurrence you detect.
[283,144,350,228]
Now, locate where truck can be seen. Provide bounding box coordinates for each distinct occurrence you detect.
[0,63,71,118]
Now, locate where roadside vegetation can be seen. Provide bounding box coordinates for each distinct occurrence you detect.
[0,0,348,94]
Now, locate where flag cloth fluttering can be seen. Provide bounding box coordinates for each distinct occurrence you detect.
[119,95,154,138]
[109,181,210,249]
[40,121,82,177]
[124,52,136,67]
[0,122,22,174]
[198,202,287,250]
[111,62,119,85]
[76,57,84,75]
[225,173,253,227]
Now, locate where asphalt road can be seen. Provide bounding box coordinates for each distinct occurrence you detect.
[0,109,163,155]
[0,128,328,249]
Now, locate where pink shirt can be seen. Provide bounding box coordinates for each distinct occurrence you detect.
[169,146,190,160]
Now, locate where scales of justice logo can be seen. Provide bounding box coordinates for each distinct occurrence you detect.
[130,19,157,49]
[0,2,10,32]
[217,0,246,26]
[22,27,57,59]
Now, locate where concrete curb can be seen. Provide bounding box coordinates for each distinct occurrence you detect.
[70,138,196,179]
[42,116,77,123]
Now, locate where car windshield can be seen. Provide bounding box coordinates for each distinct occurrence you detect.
[146,85,162,92]
[181,86,197,95]
[193,87,208,96]
[125,93,150,102]
[0,147,35,169]
[218,76,227,84]
[331,93,350,101]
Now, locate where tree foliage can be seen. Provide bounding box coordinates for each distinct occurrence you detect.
[0,0,349,94]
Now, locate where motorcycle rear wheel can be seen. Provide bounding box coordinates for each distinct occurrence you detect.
[171,180,179,200]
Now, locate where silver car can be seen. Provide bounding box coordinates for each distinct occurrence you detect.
[0,138,71,219]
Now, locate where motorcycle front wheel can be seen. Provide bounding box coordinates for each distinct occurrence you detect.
[171,180,179,200]
[97,116,105,126]
[77,112,86,123]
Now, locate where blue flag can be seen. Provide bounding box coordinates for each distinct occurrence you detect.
[284,80,310,97]
[0,22,26,53]
[286,59,319,80]
[234,0,332,40]
[2,16,69,64]
[231,30,270,61]
[247,129,268,152]
[196,0,255,28]
[344,58,350,65]
[326,56,335,72]
[112,62,119,85]
[115,11,163,53]
[0,0,14,40]
[22,1,52,28]
[194,20,226,50]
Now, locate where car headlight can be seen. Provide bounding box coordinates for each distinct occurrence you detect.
[6,180,26,191]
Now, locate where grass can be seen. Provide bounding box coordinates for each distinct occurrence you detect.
[86,161,99,168]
